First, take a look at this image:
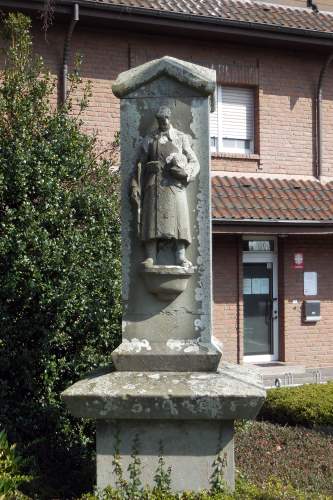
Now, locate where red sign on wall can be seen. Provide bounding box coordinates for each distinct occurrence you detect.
[292,252,304,269]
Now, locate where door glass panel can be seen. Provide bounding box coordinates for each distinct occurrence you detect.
[243,262,273,355]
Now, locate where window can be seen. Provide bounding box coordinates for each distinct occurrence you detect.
[210,86,255,155]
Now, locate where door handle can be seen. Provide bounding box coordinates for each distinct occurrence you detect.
[265,298,273,324]
[273,298,278,320]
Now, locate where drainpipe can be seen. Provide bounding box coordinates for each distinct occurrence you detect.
[236,236,241,364]
[316,53,333,179]
[61,2,79,105]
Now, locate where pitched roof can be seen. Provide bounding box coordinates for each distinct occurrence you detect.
[79,0,333,35]
[212,176,333,222]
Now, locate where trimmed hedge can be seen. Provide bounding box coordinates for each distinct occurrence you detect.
[258,382,333,428]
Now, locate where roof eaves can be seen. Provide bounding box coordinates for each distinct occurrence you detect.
[18,0,333,41]
[212,217,333,224]
[79,2,333,39]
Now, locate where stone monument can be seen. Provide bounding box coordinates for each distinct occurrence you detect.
[62,56,265,492]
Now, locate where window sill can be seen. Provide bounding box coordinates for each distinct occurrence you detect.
[211,152,260,161]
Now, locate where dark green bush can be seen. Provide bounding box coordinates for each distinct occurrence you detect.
[0,13,121,499]
[258,383,333,428]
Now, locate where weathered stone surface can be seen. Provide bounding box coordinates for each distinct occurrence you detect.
[61,363,266,420]
[112,340,221,371]
[112,56,216,101]
[140,265,196,302]
[97,419,234,491]
[116,57,219,372]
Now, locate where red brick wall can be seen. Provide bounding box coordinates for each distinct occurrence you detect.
[213,235,242,363]
[211,155,260,173]
[213,235,333,367]
[129,36,333,177]
[282,236,333,367]
[29,22,333,178]
[33,23,129,148]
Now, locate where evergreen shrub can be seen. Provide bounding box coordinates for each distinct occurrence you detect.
[0,13,121,499]
[258,383,333,428]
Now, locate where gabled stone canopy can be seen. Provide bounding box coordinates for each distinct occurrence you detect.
[112,56,216,99]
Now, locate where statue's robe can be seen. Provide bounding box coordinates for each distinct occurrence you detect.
[133,126,199,245]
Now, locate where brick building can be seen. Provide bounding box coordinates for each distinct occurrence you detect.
[4,0,333,377]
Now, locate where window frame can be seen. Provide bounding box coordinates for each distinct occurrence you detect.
[210,84,257,156]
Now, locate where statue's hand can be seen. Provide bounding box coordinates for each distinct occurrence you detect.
[169,165,188,181]
[146,161,160,174]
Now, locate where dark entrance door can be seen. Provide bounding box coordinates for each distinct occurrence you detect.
[243,262,273,356]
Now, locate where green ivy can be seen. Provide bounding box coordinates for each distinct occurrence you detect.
[153,443,172,495]
[0,13,121,499]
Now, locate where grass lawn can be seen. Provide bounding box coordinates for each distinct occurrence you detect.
[235,420,333,497]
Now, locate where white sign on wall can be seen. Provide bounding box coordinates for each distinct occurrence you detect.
[304,272,317,296]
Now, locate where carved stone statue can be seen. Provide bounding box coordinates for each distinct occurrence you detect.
[63,58,265,495]
[131,106,200,268]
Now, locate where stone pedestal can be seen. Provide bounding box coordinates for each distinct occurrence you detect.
[62,56,266,493]
[62,363,265,491]
[97,420,234,491]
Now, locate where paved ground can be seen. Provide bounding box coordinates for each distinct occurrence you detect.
[246,362,333,388]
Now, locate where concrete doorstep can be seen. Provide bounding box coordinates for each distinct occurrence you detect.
[247,362,333,388]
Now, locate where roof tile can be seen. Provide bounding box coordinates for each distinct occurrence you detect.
[212,176,333,222]
[80,0,333,35]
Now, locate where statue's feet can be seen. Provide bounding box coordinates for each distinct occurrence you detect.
[177,256,192,268]
[142,257,154,267]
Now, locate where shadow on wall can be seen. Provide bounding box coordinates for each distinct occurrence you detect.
[213,235,240,305]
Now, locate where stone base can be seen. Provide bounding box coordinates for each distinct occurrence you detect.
[97,419,234,492]
[62,363,266,421]
[62,363,266,493]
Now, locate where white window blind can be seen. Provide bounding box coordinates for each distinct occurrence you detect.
[210,86,254,154]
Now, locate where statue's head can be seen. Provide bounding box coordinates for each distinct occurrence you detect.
[156,106,171,131]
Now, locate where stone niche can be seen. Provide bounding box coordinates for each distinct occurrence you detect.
[111,56,221,373]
